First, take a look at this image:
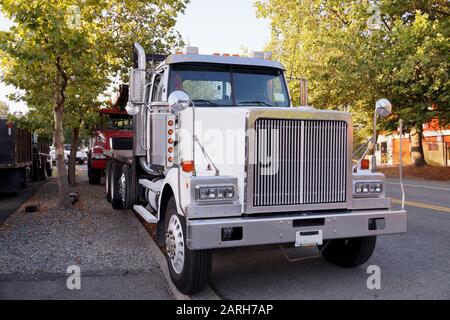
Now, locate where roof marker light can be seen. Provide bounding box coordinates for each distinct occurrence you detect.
[185,45,199,55]
[264,52,273,60]
[251,51,264,59]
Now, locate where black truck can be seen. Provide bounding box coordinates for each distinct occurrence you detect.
[0,117,51,195]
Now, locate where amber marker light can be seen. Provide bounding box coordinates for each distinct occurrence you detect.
[181,160,195,173]
[360,159,370,170]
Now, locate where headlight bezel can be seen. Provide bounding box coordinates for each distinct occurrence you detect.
[196,184,236,203]
[190,176,239,205]
[353,180,383,197]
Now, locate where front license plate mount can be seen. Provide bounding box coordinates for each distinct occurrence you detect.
[295,230,323,247]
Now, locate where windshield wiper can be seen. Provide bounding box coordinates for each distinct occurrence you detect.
[192,99,220,106]
[238,100,273,106]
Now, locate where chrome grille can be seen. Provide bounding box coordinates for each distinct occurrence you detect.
[253,119,348,207]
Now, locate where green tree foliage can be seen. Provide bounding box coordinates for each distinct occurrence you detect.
[0,100,9,115]
[256,0,449,164]
[0,0,187,206]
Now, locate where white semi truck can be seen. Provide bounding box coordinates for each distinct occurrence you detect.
[103,43,407,294]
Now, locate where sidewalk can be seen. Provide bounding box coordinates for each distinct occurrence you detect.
[0,176,173,300]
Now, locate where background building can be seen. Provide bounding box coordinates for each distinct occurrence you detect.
[377,120,450,167]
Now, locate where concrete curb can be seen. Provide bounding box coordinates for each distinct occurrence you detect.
[132,213,220,300]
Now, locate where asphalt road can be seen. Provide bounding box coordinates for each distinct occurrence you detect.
[0,181,44,224]
[207,178,450,300]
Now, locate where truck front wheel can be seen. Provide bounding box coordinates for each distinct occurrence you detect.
[164,196,212,294]
[320,236,377,268]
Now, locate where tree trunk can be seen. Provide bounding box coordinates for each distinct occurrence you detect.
[68,126,80,186]
[410,126,426,166]
[53,67,72,208]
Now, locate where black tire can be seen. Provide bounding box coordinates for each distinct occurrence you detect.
[320,236,377,268]
[20,167,27,188]
[120,165,135,209]
[46,162,53,177]
[40,159,47,181]
[88,159,102,185]
[164,196,212,294]
[110,161,124,209]
[78,160,85,165]
[105,161,112,203]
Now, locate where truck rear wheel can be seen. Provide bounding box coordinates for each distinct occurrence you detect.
[105,161,112,202]
[46,162,52,177]
[20,167,27,188]
[164,196,212,294]
[119,165,134,209]
[110,161,124,209]
[88,159,102,185]
[320,236,377,268]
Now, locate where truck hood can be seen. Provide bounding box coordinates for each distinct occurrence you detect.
[179,107,251,207]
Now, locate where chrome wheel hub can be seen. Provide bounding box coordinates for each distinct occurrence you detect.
[165,215,185,274]
[119,172,126,203]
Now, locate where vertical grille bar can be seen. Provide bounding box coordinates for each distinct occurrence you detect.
[253,118,347,207]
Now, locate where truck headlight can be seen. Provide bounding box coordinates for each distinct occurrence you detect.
[197,185,235,201]
[354,181,383,194]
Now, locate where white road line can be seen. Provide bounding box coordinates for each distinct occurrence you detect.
[386,181,450,191]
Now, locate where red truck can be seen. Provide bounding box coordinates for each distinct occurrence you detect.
[87,85,133,185]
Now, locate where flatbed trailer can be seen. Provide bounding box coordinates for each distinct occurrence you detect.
[103,149,134,165]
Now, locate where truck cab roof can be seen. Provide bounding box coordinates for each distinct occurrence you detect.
[158,53,285,71]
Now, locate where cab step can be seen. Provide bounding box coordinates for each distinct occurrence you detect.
[133,205,158,224]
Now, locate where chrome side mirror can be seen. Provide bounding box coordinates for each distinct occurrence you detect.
[129,69,146,104]
[125,101,139,116]
[168,91,190,113]
[372,98,392,172]
[375,98,392,118]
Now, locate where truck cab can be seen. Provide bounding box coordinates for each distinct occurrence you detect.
[104,43,407,294]
[87,88,133,184]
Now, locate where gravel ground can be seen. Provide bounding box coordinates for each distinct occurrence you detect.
[0,176,173,299]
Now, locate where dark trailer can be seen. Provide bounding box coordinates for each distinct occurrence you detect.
[0,117,32,194]
[0,117,51,195]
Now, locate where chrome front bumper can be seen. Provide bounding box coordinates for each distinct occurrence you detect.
[186,209,407,250]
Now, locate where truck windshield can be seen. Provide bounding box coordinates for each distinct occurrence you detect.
[108,114,133,130]
[169,64,289,107]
